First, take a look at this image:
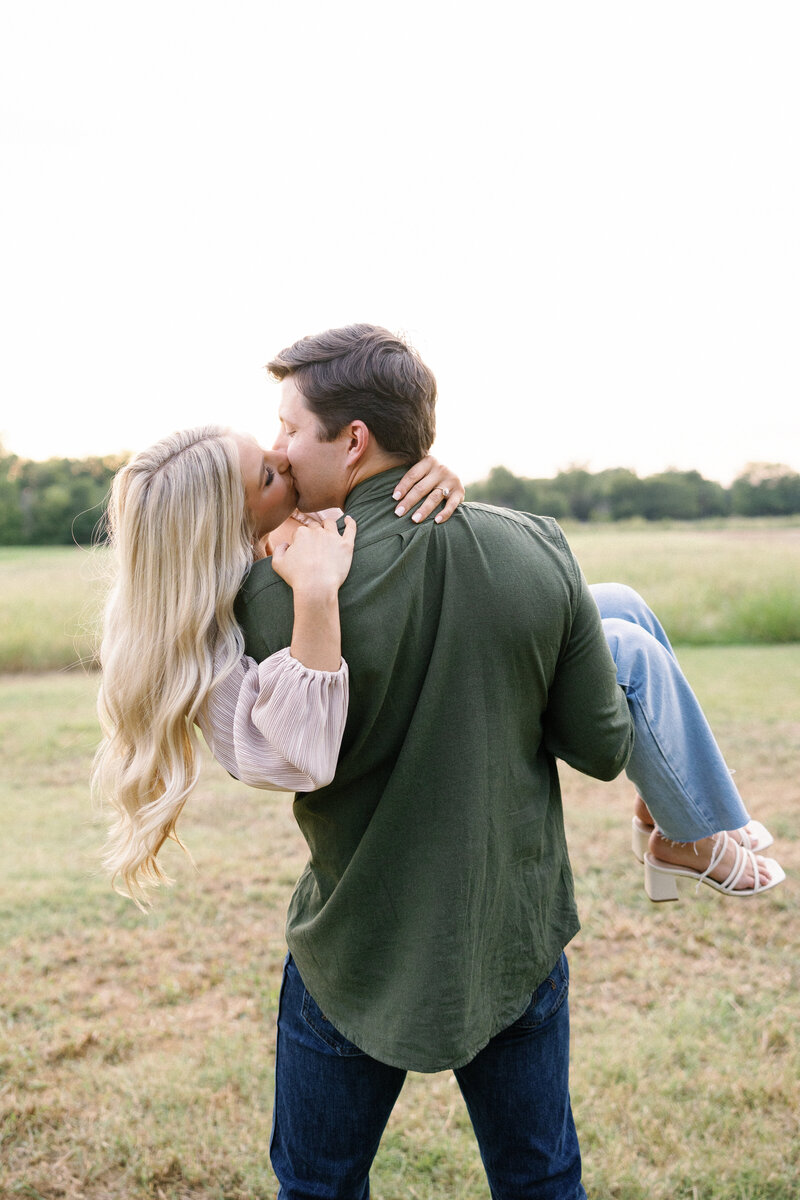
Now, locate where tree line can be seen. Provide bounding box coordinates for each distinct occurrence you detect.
[466,463,800,522]
[0,447,124,545]
[1,446,799,545]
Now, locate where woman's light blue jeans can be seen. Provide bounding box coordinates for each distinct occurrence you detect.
[271,953,586,1200]
[591,582,750,842]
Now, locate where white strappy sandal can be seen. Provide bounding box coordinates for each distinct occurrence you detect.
[643,832,786,902]
[631,815,774,864]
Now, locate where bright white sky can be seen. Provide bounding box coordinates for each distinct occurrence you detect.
[1,1,798,486]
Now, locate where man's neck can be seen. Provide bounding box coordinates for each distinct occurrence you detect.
[297,449,410,515]
[336,450,409,507]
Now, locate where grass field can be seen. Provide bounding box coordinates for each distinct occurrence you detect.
[2,520,800,672]
[1,532,799,1197]
[1,655,798,1199]
[0,547,107,673]
[564,519,800,644]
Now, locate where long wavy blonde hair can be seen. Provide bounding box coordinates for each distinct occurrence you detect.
[93,426,254,907]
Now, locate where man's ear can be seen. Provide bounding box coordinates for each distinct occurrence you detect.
[343,420,370,465]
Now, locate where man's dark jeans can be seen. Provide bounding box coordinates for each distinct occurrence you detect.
[270,952,586,1199]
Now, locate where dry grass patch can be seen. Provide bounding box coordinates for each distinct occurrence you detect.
[1,652,798,1198]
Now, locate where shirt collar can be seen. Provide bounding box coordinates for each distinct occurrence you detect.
[342,468,408,520]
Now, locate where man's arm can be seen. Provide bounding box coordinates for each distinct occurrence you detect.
[542,570,633,780]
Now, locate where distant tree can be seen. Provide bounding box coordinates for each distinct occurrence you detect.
[638,470,729,521]
[607,470,646,520]
[695,473,730,518]
[0,452,121,545]
[466,466,540,511]
[465,464,738,523]
[553,467,599,522]
[0,445,23,544]
[530,480,568,519]
[731,463,800,517]
[468,465,617,520]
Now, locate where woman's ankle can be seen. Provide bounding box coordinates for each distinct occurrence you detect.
[634,795,654,826]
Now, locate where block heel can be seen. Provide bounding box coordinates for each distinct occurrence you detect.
[644,855,680,902]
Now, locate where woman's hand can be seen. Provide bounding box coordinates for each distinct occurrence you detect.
[271,517,356,672]
[271,516,357,596]
[264,509,343,556]
[392,456,465,525]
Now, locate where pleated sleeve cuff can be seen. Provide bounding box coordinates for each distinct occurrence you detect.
[199,647,349,792]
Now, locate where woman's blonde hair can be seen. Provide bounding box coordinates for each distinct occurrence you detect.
[93,425,254,907]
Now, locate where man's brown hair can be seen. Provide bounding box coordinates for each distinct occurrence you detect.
[267,324,436,464]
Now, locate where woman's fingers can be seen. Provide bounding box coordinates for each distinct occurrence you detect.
[321,514,357,550]
[392,456,465,524]
[392,456,433,505]
[339,514,357,545]
[407,489,449,525]
[430,488,462,525]
[273,515,356,591]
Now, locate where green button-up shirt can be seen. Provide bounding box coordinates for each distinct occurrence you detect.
[234,469,633,1071]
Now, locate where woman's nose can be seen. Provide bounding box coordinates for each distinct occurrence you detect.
[269,450,291,474]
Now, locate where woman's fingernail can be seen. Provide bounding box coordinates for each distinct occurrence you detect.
[395,505,405,516]
[392,490,402,500]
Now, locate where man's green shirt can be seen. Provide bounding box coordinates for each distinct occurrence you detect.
[234,469,633,1071]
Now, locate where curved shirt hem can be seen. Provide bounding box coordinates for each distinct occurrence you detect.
[312,980,554,1074]
[290,925,580,1074]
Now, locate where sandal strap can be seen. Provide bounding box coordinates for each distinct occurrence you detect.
[737,826,754,851]
[694,832,727,890]
[721,841,752,892]
[696,832,760,894]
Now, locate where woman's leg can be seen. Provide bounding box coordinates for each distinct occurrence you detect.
[590,582,676,655]
[592,584,750,841]
[590,584,775,890]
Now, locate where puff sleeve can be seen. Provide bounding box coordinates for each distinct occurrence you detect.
[198,647,349,792]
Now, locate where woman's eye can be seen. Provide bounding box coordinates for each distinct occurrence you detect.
[264,468,274,488]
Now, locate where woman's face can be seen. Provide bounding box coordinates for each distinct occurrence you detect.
[234,434,297,540]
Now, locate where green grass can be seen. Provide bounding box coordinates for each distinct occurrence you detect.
[2,521,800,675]
[2,528,799,1195]
[0,546,108,672]
[1,649,799,1198]
[565,520,800,644]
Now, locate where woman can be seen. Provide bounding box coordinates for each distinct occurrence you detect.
[93,425,462,908]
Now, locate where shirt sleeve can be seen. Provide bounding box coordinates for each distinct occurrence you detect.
[542,563,634,781]
[197,646,349,792]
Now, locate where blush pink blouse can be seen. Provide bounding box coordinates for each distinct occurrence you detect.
[198,647,349,792]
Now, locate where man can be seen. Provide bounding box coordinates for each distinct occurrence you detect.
[234,323,633,1199]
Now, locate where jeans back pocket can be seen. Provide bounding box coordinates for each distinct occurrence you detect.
[512,952,569,1032]
[300,985,366,1057]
